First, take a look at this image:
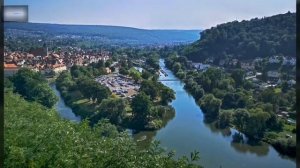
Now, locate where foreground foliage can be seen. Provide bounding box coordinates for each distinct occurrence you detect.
[10,68,58,108]
[4,92,202,168]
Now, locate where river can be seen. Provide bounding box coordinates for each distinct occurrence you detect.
[132,59,295,168]
[51,60,295,168]
[50,83,81,123]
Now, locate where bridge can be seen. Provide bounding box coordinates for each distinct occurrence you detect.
[158,79,180,81]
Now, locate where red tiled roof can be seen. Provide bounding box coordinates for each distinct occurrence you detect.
[4,63,19,69]
[53,64,65,68]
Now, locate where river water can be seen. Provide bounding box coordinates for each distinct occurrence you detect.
[50,83,81,123]
[51,60,295,168]
[133,59,295,168]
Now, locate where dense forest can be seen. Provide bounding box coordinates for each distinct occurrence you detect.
[183,12,296,62]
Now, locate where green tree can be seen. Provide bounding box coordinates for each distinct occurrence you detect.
[141,70,151,80]
[244,109,271,138]
[232,109,250,132]
[105,60,112,67]
[119,67,129,75]
[11,68,58,108]
[131,92,152,127]
[140,80,158,100]
[94,98,126,125]
[5,92,202,168]
[217,111,232,128]
[129,71,141,82]
[231,69,245,87]
[199,94,222,122]
[12,68,45,96]
[93,85,111,103]
[176,70,186,79]
[259,88,279,105]
[192,85,204,100]
[28,83,58,108]
[77,78,94,100]
[160,87,175,105]
[146,57,160,70]
[172,62,182,73]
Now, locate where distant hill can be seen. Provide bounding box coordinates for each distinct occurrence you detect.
[183,12,296,62]
[4,22,200,45]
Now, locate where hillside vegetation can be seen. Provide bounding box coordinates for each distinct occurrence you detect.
[184,12,295,62]
[4,91,201,168]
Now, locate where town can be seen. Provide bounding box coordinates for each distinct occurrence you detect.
[189,55,295,89]
[187,55,296,125]
[4,46,111,76]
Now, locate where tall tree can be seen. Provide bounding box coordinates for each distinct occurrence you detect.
[94,98,126,125]
[232,109,250,132]
[160,87,175,105]
[199,94,222,122]
[131,92,152,127]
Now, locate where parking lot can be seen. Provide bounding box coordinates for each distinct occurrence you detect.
[95,74,140,98]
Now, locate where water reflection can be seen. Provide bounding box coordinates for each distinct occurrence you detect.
[204,122,232,137]
[230,141,269,156]
[132,106,176,148]
[205,122,270,157]
[133,130,157,149]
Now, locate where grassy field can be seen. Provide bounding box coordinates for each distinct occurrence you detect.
[65,90,99,119]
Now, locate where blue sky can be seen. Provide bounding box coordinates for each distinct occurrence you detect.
[5,0,295,29]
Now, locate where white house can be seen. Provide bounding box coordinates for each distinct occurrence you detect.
[268,56,281,64]
[282,57,296,66]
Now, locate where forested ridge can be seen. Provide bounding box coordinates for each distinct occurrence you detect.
[5,22,200,45]
[184,12,295,62]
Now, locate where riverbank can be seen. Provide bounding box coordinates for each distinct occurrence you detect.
[54,64,176,131]
[54,82,175,131]
[47,60,295,168]
[50,83,81,122]
[135,59,294,168]
[163,57,296,159]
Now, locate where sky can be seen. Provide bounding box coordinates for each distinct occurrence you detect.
[5,0,296,30]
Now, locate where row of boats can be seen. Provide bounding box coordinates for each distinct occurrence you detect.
[160,69,168,77]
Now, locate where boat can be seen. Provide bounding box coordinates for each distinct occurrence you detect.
[137,135,147,142]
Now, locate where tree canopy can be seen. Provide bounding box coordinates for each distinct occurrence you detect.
[184,12,296,62]
[4,92,202,168]
[11,68,58,108]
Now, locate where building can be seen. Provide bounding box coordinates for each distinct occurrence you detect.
[267,71,280,81]
[52,64,67,73]
[4,63,19,76]
[268,56,281,64]
[282,57,296,66]
[30,47,48,57]
[241,62,255,70]
[287,79,296,86]
[105,67,112,74]
[192,63,210,71]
